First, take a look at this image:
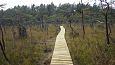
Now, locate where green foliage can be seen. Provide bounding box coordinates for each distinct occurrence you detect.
[0,2,115,65]
[65,24,115,65]
[0,25,57,65]
[0,3,115,26]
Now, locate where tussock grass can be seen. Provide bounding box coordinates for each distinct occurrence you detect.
[65,24,115,65]
[0,24,58,65]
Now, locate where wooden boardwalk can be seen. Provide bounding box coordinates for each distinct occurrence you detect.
[50,26,73,65]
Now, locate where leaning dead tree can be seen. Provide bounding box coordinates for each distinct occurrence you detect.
[0,4,11,64]
[0,25,5,50]
[100,0,110,44]
[0,25,10,64]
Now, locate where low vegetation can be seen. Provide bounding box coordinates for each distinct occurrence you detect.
[0,24,58,65]
[0,0,115,65]
[65,24,115,65]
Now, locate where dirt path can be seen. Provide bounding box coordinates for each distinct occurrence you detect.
[50,26,73,65]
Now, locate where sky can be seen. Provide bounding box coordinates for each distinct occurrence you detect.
[0,0,97,9]
[0,0,114,10]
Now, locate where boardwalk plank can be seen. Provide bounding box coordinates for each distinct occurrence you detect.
[50,26,73,65]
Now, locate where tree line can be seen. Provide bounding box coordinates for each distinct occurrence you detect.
[0,1,115,64]
[0,2,114,25]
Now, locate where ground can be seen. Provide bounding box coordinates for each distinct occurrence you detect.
[65,24,115,65]
[0,24,59,65]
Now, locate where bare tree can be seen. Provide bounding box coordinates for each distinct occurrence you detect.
[81,0,85,39]
[0,4,11,64]
[0,4,6,8]
[0,25,10,64]
[11,25,16,48]
[100,0,110,44]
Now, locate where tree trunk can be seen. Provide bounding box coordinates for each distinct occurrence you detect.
[29,25,32,43]
[0,42,11,64]
[11,26,16,48]
[105,13,110,44]
[81,10,85,39]
[0,25,10,64]
[0,25,5,50]
[69,20,77,39]
[108,22,112,36]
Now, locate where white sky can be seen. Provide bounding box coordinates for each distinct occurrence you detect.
[0,0,96,9]
[0,0,114,10]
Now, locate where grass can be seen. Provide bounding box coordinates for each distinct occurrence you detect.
[65,24,115,65]
[1,23,115,65]
[0,24,58,65]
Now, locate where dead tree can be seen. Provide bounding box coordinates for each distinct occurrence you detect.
[0,25,10,64]
[11,25,16,48]
[29,25,32,43]
[100,0,110,44]
[81,10,85,39]
[105,10,110,44]
[18,26,27,38]
[68,19,79,39]
[0,4,11,64]
[81,0,85,39]
[0,25,5,50]
[18,20,27,38]
[69,20,74,39]
[108,21,112,36]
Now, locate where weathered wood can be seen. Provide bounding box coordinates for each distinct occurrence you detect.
[50,26,73,65]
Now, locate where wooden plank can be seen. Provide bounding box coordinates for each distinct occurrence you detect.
[50,26,73,65]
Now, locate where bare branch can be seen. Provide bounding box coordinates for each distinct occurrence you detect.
[0,4,6,8]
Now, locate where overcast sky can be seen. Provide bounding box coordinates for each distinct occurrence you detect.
[0,0,114,10]
[0,0,97,9]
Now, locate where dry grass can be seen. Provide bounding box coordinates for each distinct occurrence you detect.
[0,24,58,65]
[65,24,115,65]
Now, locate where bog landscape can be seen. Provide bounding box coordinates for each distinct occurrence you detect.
[0,0,115,65]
